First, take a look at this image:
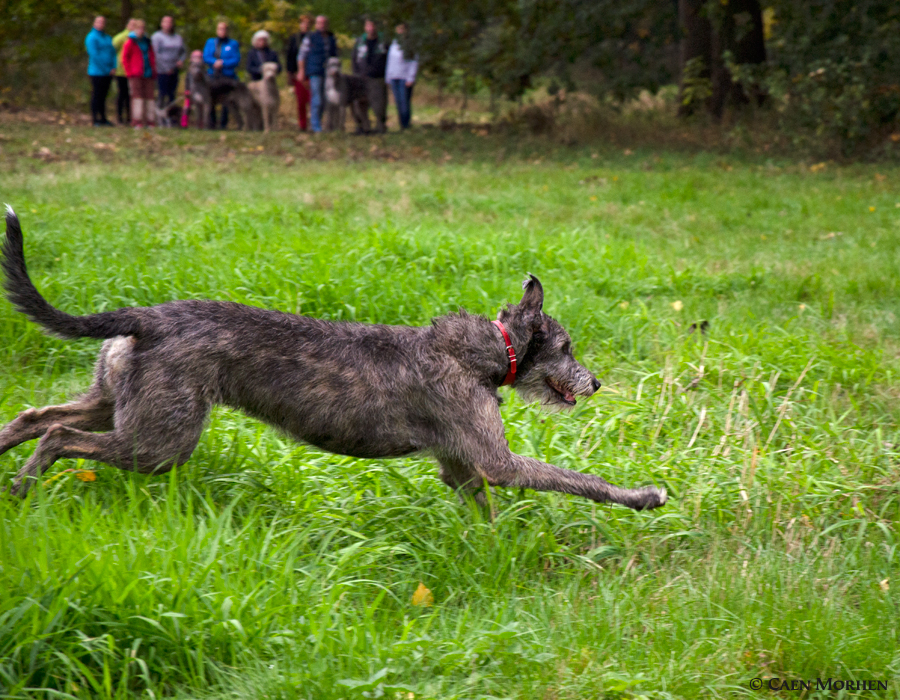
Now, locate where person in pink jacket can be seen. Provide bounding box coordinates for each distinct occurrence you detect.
[121,19,157,127]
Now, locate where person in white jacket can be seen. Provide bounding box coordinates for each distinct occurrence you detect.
[384,23,418,130]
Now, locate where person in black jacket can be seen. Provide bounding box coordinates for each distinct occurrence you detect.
[351,18,388,133]
[247,30,281,81]
[285,15,311,130]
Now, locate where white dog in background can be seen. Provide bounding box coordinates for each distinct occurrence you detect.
[248,62,280,133]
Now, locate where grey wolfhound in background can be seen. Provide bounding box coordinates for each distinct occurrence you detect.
[0,208,667,510]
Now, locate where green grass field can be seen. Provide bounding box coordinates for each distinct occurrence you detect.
[0,121,898,699]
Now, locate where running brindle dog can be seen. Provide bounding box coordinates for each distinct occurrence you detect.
[0,208,667,510]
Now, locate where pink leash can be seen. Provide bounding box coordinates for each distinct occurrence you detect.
[181,91,191,128]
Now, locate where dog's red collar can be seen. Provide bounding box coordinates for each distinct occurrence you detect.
[492,320,517,386]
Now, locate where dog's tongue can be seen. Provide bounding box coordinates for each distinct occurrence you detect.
[565,390,575,403]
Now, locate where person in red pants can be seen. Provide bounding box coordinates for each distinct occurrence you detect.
[285,14,312,130]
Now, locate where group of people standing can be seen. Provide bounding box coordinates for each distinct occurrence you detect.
[85,15,185,127]
[84,13,418,132]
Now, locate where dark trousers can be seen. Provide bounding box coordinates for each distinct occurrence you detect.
[116,76,130,123]
[390,79,413,129]
[209,105,229,129]
[364,77,388,133]
[157,71,179,106]
[89,76,112,124]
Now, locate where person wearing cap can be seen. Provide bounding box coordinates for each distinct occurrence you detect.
[246,30,281,81]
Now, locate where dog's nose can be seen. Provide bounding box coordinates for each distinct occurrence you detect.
[591,378,601,392]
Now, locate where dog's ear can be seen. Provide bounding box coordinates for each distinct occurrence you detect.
[520,275,543,312]
[518,275,544,330]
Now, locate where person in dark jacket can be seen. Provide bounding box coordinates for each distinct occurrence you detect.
[285,14,311,130]
[297,15,338,133]
[351,18,388,133]
[203,21,241,128]
[246,30,281,81]
[85,16,117,126]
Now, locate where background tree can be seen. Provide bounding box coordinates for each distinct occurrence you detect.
[677,0,766,118]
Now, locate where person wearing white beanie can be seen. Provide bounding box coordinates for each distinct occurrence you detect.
[247,29,281,81]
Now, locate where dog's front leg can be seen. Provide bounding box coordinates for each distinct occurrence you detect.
[436,442,665,511]
[434,393,666,511]
[485,452,668,511]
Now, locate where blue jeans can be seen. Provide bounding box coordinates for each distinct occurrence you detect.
[390,79,413,129]
[157,71,179,106]
[309,74,325,132]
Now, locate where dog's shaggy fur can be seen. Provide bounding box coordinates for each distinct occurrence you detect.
[186,63,212,129]
[211,78,263,131]
[154,101,183,128]
[324,57,369,133]
[248,62,280,133]
[0,209,667,511]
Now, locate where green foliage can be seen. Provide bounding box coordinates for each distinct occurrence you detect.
[0,125,899,697]
[679,56,713,109]
[392,0,679,101]
[740,1,900,149]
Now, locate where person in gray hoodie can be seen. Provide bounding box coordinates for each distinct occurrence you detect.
[151,16,186,106]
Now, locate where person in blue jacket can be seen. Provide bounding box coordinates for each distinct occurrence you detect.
[202,21,241,128]
[85,15,117,126]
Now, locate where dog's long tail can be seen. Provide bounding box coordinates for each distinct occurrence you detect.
[3,207,144,339]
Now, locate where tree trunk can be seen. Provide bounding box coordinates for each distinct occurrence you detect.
[679,0,766,119]
[121,0,133,27]
[710,0,766,118]
[677,0,713,116]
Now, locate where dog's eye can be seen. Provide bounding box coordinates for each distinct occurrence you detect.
[562,341,571,355]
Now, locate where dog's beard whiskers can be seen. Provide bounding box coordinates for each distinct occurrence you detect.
[514,381,574,412]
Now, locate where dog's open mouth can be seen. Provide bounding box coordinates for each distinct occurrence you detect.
[546,378,576,406]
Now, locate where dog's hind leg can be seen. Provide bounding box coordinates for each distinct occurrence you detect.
[8,355,210,497]
[9,399,206,498]
[8,422,201,498]
[0,389,113,457]
[9,427,126,497]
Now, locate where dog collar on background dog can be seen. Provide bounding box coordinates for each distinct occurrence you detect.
[492,320,517,386]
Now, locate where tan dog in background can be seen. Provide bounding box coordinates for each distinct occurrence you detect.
[248,62,280,133]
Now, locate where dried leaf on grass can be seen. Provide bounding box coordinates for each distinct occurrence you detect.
[412,582,433,607]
